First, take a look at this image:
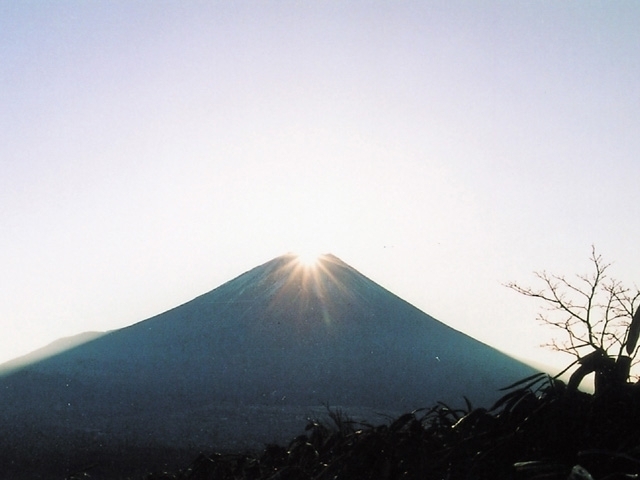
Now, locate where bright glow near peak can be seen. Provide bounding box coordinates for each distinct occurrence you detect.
[295,251,323,267]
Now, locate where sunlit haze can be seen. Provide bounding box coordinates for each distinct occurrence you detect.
[2,2,640,372]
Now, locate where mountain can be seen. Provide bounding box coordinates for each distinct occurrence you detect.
[0,253,538,478]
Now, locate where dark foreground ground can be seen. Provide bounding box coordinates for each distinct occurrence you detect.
[6,374,640,479]
[149,374,640,480]
[0,405,395,480]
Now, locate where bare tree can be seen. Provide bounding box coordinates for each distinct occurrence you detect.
[507,246,640,394]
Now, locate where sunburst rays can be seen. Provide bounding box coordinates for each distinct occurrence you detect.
[267,253,352,329]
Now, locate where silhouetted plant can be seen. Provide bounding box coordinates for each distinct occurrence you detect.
[150,374,640,480]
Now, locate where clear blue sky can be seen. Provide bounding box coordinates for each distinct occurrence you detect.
[2,1,639,370]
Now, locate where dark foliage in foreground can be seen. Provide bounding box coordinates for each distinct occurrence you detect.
[143,374,640,480]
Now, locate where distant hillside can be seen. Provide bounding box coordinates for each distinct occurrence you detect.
[0,331,105,374]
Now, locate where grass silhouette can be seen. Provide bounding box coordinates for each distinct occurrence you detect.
[136,373,640,480]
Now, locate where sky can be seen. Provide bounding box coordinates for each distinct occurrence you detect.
[2,1,640,371]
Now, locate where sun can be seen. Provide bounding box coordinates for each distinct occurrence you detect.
[295,250,322,267]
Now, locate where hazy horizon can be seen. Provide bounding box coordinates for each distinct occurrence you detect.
[2,2,640,372]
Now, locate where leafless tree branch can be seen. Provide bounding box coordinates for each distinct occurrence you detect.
[506,247,639,392]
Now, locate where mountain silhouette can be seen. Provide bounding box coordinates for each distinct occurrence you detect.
[0,253,537,478]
